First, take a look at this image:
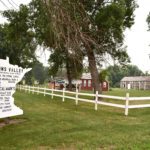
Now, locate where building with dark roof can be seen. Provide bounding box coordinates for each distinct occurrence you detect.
[120,76,150,90]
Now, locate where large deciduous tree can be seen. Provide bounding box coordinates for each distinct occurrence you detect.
[2,0,136,92]
[31,0,136,93]
[29,0,84,90]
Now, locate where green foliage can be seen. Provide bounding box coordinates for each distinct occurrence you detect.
[25,61,49,85]
[99,70,108,83]
[106,65,144,87]
[27,0,137,92]
[29,0,54,48]
[32,62,48,84]
[95,3,125,42]
[29,0,84,83]
[94,0,137,61]
[0,5,37,68]
[29,0,137,63]
[49,48,83,79]
[48,49,65,76]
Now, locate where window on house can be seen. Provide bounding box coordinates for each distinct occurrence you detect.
[88,80,91,87]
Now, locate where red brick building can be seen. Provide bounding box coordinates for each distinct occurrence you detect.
[81,73,109,91]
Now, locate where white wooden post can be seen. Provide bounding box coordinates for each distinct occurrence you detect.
[76,89,79,105]
[44,87,46,96]
[125,93,129,116]
[51,88,54,99]
[62,88,65,102]
[76,83,78,91]
[20,85,21,91]
[95,91,98,111]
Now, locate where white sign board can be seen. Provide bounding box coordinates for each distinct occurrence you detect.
[0,57,31,118]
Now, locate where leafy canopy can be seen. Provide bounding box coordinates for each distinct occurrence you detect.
[0,5,37,67]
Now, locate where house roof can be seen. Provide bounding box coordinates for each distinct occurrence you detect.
[121,76,150,82]
[81,73,92,79]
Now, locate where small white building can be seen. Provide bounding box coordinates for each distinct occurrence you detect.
[120,76,150,90]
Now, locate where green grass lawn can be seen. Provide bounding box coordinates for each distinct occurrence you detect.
[104,88,150,97]
[0,89,150,150]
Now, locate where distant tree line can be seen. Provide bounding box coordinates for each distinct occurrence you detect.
[104,64,145,87]
[25,62,49,85]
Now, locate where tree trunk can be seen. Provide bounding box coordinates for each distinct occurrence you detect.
[66,59,72,91]
[87,49,102,94]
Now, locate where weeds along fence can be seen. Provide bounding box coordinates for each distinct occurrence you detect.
[17,85,150,116]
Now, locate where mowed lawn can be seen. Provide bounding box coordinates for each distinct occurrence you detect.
[0,89,150,149]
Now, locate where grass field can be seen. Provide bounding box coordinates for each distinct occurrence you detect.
[0,89,150,150]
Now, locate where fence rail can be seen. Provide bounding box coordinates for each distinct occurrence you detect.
[17,85,150,116]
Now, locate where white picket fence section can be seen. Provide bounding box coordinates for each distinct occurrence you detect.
[17,85,150,116]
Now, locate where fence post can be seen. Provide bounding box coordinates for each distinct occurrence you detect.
[62,88,65,102]
[76,89,78,105]
[76,83,78,91]
[44,87,46,96]
[20,85,21,91]
[125,93,129,116]
[51,88,54,99]
[95,91,98,111]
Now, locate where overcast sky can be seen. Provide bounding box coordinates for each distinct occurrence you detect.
[0,0,150,72]
[124,0,150,73]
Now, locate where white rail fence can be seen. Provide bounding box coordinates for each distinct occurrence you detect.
[17,85,150,116]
